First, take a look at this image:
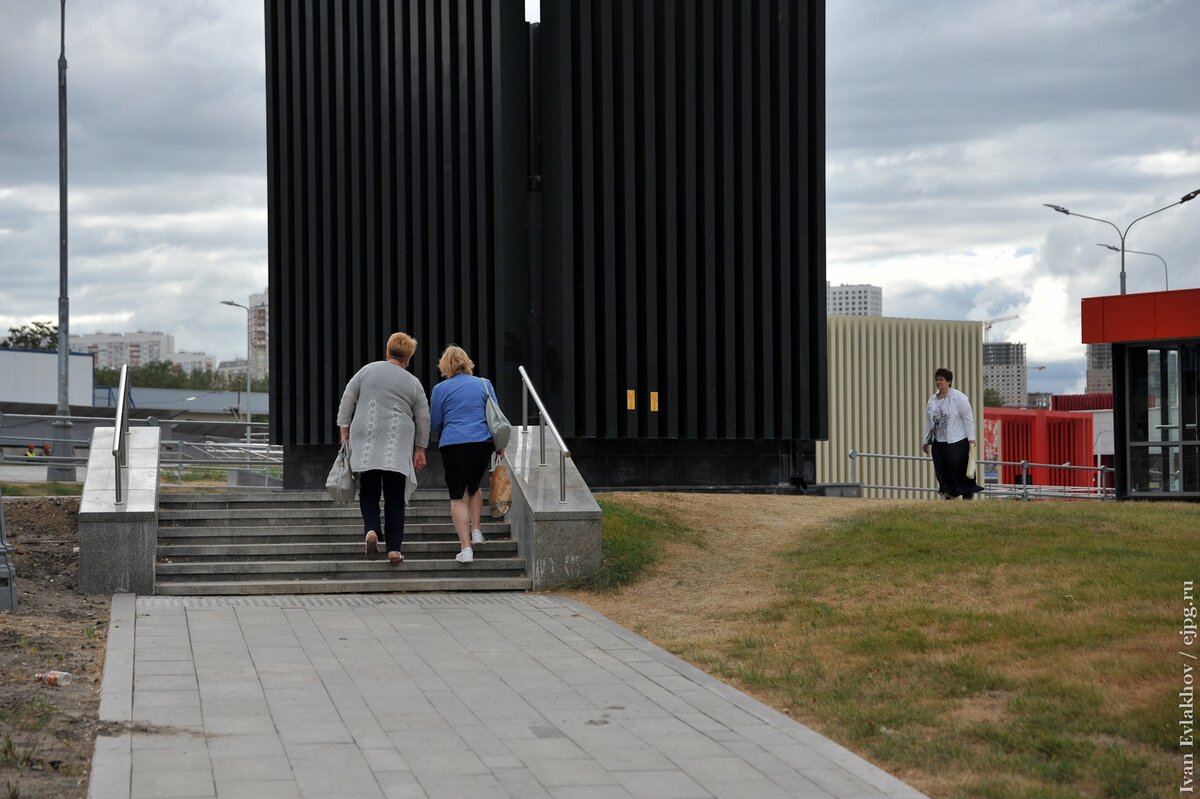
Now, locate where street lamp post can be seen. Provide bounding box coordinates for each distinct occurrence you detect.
[1096,243,1168,291]
[1043,188,1199,295]
[50,0,75,482]
[220,300,252,445]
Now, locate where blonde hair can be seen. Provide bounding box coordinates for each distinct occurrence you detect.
[386,332,417,361]
[437,345,475,378]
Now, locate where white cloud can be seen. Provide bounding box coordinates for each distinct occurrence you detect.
[1122,151,1200,178]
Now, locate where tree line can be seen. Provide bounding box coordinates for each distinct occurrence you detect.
[94,362,270,393]
[3,321,268,392]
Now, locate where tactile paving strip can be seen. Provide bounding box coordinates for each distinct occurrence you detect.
[138,593,562,609]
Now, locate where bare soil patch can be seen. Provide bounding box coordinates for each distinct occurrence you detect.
[1,496,109,799]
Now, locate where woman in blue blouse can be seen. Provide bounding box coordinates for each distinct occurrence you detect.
[430,345,505,563]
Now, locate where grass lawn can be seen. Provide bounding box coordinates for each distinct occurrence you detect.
[0,482,82,497]
[575,496,1199,799]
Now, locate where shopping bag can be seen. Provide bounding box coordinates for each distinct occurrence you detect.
[489,456,512,517]
[326,442,357,503]
[480,378,512,451]
[965,442,978,480]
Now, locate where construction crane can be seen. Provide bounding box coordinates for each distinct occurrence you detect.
[982,314,1018,342]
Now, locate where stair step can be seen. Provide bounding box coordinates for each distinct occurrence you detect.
[160,489,459,502]
[158,507,478,525]
[158,541,517,560]
[158,489,478,511]
[156,535,506,547]
[153,492,527,594]
[154,576,533,595]
[156,557,526,583]
[156,522,508,541]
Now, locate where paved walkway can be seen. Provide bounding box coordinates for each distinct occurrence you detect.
[89,594,926,799]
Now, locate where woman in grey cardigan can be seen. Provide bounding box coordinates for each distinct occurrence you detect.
[337,332,430,564]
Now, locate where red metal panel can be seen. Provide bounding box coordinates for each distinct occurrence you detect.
[1081,297,1105,343]
[1082,288,1200,343]
[1051,393,1113,411]
[1105,294,1158,341]
[1156,291,1200,339]
[984,408,1094,488]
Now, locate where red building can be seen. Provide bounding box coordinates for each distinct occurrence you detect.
[1081,287,1200,500]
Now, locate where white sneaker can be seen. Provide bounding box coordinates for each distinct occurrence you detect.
[455,547,474,563]
[470,528,484,545]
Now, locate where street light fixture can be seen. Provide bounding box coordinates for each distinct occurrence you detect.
[220,300,252,445]
[1043,189,1200,294]
[1096,243,1168,291]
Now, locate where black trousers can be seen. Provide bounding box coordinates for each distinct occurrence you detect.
[358,470,407,548]
[931,438,984,499]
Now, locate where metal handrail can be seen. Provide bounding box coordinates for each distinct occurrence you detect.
[848,449,1114,501]
[516,365,571,504]
[112,365,131,504]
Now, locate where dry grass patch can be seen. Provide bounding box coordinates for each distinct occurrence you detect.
[572,494,861,642]
[566,493,1198,798]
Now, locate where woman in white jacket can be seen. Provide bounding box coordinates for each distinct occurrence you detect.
[921,367,984,499]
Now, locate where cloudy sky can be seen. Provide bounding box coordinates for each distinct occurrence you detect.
[3,1,1199,395]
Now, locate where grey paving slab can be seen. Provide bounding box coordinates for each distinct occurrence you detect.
[90,594,928,798]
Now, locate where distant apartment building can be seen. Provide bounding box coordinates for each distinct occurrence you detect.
[1026,392,1052,409]
[167,351,216,373]
[71,331,174,369]
[983,341,1027,407]
[249,288,269,378]
[217,358,251,382]
[1085,343,1113,394]
[826,282,882,316]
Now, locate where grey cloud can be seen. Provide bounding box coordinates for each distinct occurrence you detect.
[828,1,1200,151]
[0,0,266,185]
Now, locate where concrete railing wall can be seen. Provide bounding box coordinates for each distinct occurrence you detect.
[505,428,602,589]
[78,427,161,595]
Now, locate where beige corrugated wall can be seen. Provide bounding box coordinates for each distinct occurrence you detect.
[816,316,983,498]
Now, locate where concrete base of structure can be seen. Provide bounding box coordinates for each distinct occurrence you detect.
[79,515,156,595]
[811,482,863,498]
[564,437,816,489]
[284,444,448,493]
[284,438,816,492]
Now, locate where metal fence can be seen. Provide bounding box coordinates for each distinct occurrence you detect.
[848,449,1114,501]
[0,411,280,488]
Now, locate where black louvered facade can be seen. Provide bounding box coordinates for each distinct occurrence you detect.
[264,0,529,483]
[266,0,826,488]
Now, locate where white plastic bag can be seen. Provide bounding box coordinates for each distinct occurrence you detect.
[326,442,356,503]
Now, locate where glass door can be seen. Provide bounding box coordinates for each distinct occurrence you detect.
[1127,344,1200,495]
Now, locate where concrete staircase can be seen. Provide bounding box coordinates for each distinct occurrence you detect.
[155,489,531,595]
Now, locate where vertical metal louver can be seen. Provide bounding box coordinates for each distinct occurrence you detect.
[816,316,984,498]
[535,0,827,442]
[265,0,529,447]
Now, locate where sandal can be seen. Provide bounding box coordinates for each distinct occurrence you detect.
[388,550,403,565]
[365,531,379,559]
